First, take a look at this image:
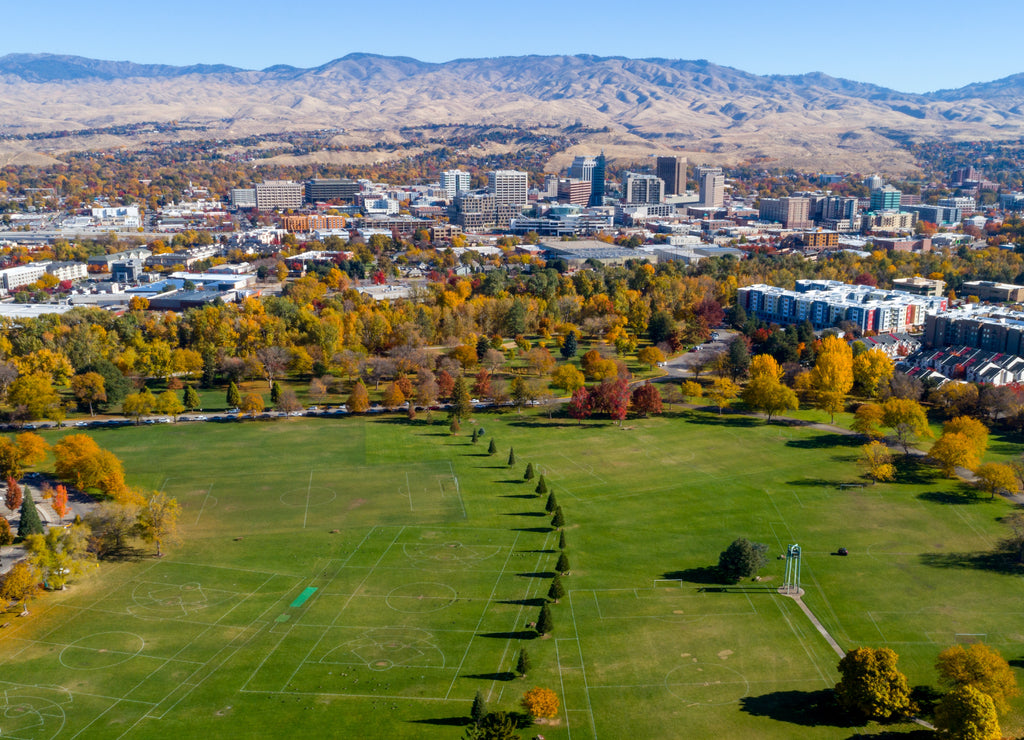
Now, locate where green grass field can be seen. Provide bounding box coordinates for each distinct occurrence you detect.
[1,409,1022,738]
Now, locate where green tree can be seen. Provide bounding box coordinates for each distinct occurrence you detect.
[452,375,472,421]
[183,385,201,411]
[18,490,44,538]
[461,711,521,740]
[835,647,911,720]
[727,337,751,379]
[536,603,553,635]
[560,330,578,360]
[523,462,535,481]
[551,506,566,529]
[555,551,570,574]
[487,439,497,455]
[470,690,487,726]
[545,491,557,513]
[548,573,565,602]
[226,381,241,408]
[507,447,516,467]
[558,530,566,550]
[934,684,1001,740]
[535,475,548,495]
[717,538,769,583]
[936,643,1020,714]
[270,380,282,404]
[516,646,531,677]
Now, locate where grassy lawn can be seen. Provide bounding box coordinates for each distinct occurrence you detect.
[2,408,1022,738]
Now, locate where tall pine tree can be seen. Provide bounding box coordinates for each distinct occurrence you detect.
[18,490,44,538]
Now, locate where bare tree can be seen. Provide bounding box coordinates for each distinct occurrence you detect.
[255,346,291,390]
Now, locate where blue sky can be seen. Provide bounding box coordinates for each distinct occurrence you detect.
[5,0,1023,93]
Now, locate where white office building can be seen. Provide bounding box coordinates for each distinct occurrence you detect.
[488,170,529,206]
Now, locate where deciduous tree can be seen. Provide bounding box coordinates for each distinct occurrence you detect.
[551,364,585,394]
[852,403,885,438]
[944,416,989,458]
[637,346,665,369]
[974,463,1018,500]
[122,390,155,423]
[936,643,1019,714]
[347,380,370,413]
[5,477,23,513]
[708,377,739,415]
[860,442,896,482]
[934,685,1001,740]
[155,390,184,420]
[240,393,264,417]
[852,348,894,397]
[835,647,910,721]
[0,561,39,615]
[717,538,769,583]
[521,687,559,719]
[138,491,181,557]
[930,432,979,478]
[71,371,106,416]
[881,398,931,454]
[809,336,854,422]
[630,382,662,417]
[567,386,592,423]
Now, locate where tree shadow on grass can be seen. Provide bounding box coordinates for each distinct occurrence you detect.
[919,548,1024,576]
[408,717,471,727]
[787,477,849,488]
[511,527,553,534]
[739,689,861,728]
[502,511,547,518]
[917,488,982,505]
[682,413,760,428]
[478,630,536,640]
[498,597,547,607]
[460,671,516,682]
[97,545,148,562]
[500,494,537,499]
[498,479,526,485]
[663,567,723,585]
[844,732,934,739]
[517,571,555,579]
[786,434,862,450]
[894,458,939,486]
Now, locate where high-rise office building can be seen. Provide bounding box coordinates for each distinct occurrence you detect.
[568,157,596,182]
[656,156,686,196]
[440,170,472,199]
[699,171,725,207]
[870,185,902,211]
[488,170,528,206]
[588,152,606,207]
[305,178,360,204]
[624,173,665,204]
[759,197,812,228]
[255,181,304,211]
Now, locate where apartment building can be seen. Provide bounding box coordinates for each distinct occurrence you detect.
[255,181,304,211]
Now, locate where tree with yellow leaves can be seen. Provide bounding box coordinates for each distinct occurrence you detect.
[852,347,894,397]
[974,463,1018,500]
[936,643,1019,715]
[742,354,797,421]
[943,416,989,459]
[138,491,181,557]
[810,335,854,422]
[852,403,885,438]
[708,377,739,415]
[521,686,560,720]
[930,432,979,478]
[861,441,896,482]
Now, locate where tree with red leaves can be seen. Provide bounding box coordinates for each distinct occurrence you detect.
[5,477,22,514]
[630,382,663,417]
[567,386,591,424]
[592,378,630,424]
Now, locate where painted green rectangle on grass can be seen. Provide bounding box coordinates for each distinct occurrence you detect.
[289,587,317,608]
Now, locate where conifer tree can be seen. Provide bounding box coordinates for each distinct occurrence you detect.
[548,573,565,602]
[552,506,565,529]
[516,646,531,677]
[535,475,548,495]
[524,462,535,480]
[271,381,282,404]
[556,551,570,574]
[536,604,553,635]
[226,381,241,408]
[545,491,557,513]
[18,491,44,538]
[507,448,516,466]
[470,690,487,726]
[558,530,566,550]
[488,439,497,455]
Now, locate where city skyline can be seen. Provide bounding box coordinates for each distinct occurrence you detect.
[4,0,1023,95]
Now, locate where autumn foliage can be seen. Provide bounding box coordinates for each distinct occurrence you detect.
[521,686,560,719]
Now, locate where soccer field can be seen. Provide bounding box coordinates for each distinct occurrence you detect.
[1,411,1020,738]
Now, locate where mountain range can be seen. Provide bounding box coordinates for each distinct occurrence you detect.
[2,53,1023,171]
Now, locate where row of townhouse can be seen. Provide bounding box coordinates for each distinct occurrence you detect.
[737,280,947,334]
[903,345,1024,385]
[924,308,1024,356]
